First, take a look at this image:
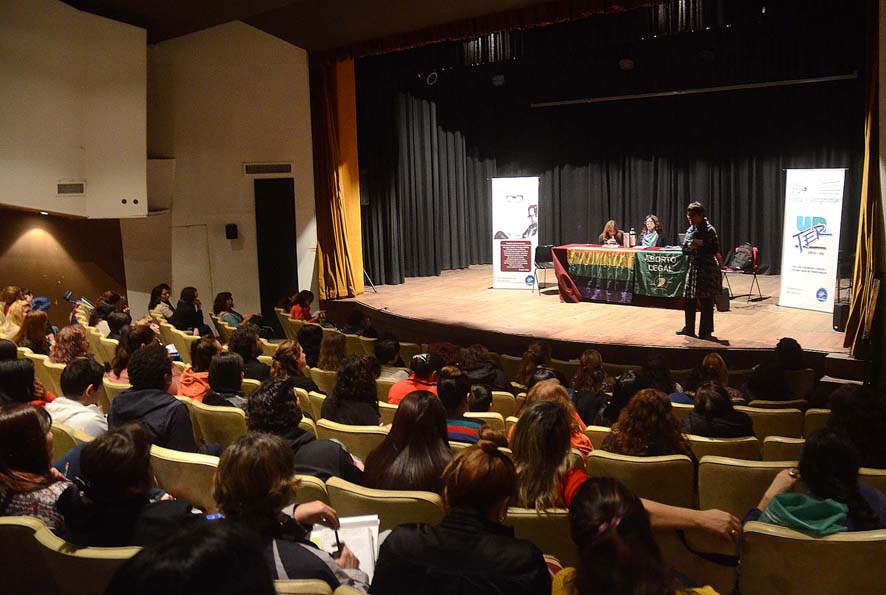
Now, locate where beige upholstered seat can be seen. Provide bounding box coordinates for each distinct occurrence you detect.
[325,476,444,532]
[101,377,131,408]
[260,338,278,356]
[727,368,753,388]
[97,337,119,366]
[464,411,505,433]
[358,335,376,356]
[584,425,611,449]
[490,391,517,418]
[42,359,66,396]
[343,333,363,356]
[399,341,422,363]
[83,327,105,363]
[171,329,199,365]
[602,362,641,378]
[761,436,804,461]
[309,368,338,396]
[748,399,807,410]
[298,416,318,438]
[294,387,313,419]
[860,467,886,493]
[16,345,32,358]
[50,423,94,464]
[214,316,234,344]
[803,408,830,437]
[697,456,794,517]
[174,396,204,446]
[549,357,578,380]
[258,354,274,367]
[378,401,399,425]
[670,402,694,423]
[25,352,56,395]
[688,435,760,461]
[190,399,247,447]
[316,419,389,460]
[157,322,177,349]
[586,451,695,508]
[740,521,886,595]
[308,391,327,421]
[294,474,330,506]
[449,441,469,452]
[0,516,61,595]
[241,377,261,396]
[34,527,140,595]
[505,415,520,435]
[333,587,366,595]
[376,377,397,403]
[498,354,522,382]
[149,444,219,513]
[783,368,817,400]
[735,406,804,439]
[276,309,294,339]
[505,508,575,566]
[274,580,333,595]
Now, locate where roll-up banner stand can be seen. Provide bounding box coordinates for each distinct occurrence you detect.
[491,177,540,289]
[778,168,846,313]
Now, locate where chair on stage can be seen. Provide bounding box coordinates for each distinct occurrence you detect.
[721,244,764,302]
[533,245,555,293]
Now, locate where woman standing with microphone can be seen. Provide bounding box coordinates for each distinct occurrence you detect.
[677,202,722,341]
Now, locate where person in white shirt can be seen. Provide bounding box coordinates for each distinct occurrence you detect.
[46,357,108,438]
[375,336,410,381]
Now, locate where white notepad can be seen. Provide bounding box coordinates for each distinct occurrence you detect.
[311,515,380,581]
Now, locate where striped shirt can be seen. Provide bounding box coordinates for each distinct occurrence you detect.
[447,418,482,444]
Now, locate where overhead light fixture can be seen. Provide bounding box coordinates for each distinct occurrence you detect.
[39,211,48,216]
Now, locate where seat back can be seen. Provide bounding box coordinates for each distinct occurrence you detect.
[216,319,235,344]
[761,436,804,461]
[260,338,278,356]
[399,341,423,363]
[739,521,886,595]
[490,391,517,418]
[586,451,695,508]
[584,425,611,449]
[534,244,554,264]
[603,362,641,378]
[241,378,262,397]
[505,415,520,435]
[172,330,199,365]
[375,377,397,403]
[101,377,131,408]
[0,517,61,595]
[294,387,313,420]
[498,354,523,382]
[505,508,575,566]
[308,391,327,421]
[16,345,32,359]
[42,360,67,397]
[315,420,388,460]
[358,335,377,356]
[463,411,505,433]
[325,476,443,532]
[784,368,817,400]
[860,467,886,493]
[688,435,760,461]
[191,400,248,447]
[698,456,794,517]
[157,322,177,350]
[175,396,204,445]
[343,334,363,356]
[549,357,578,380]
[294,474,330,506]
[379,401,399,425]
[309,367,338,396]
[97,337,119,365]
[25,352,55,394]
[727,368,753,388]
[735,406,804,439]
[298,416,318,438]
[34,527,140,595]
[83,327,105,363]
[748,399,807,410]
[670,402,693,424]
[274,580,334,595]
[149,444,219,513]
[804,408,830,437]
[50,423,94,464]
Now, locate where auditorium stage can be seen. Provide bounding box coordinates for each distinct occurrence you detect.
[329,265,847,370]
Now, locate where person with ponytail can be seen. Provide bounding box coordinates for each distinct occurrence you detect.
[746,428,886,534]
[553,477,717,595]
[516,340,552,387]
[682,382,753,438]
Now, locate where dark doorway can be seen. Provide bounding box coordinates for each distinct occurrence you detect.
[254,178,298,338]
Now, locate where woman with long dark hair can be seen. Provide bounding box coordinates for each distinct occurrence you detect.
[107,323,181,394]
[602,389,694,459]
[571,349,608,426]
[516,340,552,387]
[683,382,753,438]
[168,287,207,335]
[639,214,665,247]
[363,391,452,493]
[677,201,721,341]
[148,284,175,320]
[212,292,261,328]
[317,332,346,372]
[14,311,51,355]
[270,340,319,394]
[321,355,380,426]
[513,379,593,459]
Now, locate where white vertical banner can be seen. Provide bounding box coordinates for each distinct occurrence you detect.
[779,168,846,312]
[491,177,540,289]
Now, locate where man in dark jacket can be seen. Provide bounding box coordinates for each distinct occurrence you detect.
[108,343,197,452]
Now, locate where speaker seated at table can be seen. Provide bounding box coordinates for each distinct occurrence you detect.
[598,220,625,245]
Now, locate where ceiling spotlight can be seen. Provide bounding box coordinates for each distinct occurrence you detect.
[618,58,635,71]
[425,71,438,86]
[39,211,48,216]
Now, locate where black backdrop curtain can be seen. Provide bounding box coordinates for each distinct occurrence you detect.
[358,0,866,285]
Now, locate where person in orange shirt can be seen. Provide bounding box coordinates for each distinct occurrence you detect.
[289,290,321,323]
[178,337,221,402]
[387,353,443,406]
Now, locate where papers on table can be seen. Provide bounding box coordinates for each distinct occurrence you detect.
[311,515,380,581]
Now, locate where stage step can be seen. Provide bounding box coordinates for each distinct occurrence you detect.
[824,352,868,383]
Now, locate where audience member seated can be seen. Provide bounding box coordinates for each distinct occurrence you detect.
[0,358,52,406]
[269,340,320,394]
[228,325,270,381]
[88,301,116,335]
[375,336,409,381]
[297,323,323,368]
[340,309,378,338]
[49,325,90,364]
[511,400,741,539]
[602,389,694,460]
[276,289,298,313]
[168,286,207,335]
[745,429,886,534]
[428,341,461,366]
[58,423,199,546]
[46,357,107,437]
[388,353,442,406]
[371,441,550,595]
[316,331,346,372]
[458,344,511,393]
[14,311,51,355]
[828,384,886,468]
[29,296,57,339]
[513,379,593,458]
[247,378,362,482]
[600,371,645,427]
[1,285,23,316]
[571,349,609,426]
[682,382,753,439]
[321,355,381,426]
[202,353,247,409]
[0,403,70,529]
[641,357,690,403]
[438,367,482,444]
[179,337,222,401]
[108,323,181,394]
[213,433,369,591]
[212,291,260,328]
[554,477,718,595]
[104,521,276,595]
[148,283,175,321]
[693,352,745,401]
[289,289,320,322]
[526,365,569,392]
[0,299,29,339]
[106,311,131,341]
[516,340,552,387]
[363,391,452,493]
[0,338,17,360]
[745,337,807,401]
[107,344,197,452]
[468,384,492,413]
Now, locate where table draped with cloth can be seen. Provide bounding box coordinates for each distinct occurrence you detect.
[551,244,689,308]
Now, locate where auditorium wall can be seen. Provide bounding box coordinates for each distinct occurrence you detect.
[123,21,317,318]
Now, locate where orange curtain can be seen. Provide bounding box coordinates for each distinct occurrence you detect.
[310,59,364,299]
[843,0,882,356]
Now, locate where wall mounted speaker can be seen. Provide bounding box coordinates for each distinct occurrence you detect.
[225,224,238,240]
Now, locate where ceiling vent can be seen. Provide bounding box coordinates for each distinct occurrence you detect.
[57,181,86,196]
[243,162,293,175]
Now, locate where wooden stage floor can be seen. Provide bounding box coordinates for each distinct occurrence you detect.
[344,265,846,362]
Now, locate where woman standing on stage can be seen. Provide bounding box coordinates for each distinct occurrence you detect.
[677,202,721,340]
[598,220,624,245]
[639,215,665,247]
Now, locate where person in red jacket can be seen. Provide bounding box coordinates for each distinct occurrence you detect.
[387,353,442,406]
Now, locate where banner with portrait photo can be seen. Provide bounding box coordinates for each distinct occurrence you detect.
[491,177,540,289]
[779,168,846,312]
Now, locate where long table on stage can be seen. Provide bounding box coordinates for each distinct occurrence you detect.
[552,244,689,308]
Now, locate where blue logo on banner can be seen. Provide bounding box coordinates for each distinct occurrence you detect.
[816,288,828,302]
[525,275,535,286]
[793,216,831,254]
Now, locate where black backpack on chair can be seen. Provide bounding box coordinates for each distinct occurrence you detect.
[726,243,754,272]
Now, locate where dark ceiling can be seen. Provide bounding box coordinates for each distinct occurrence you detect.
[64,0,551,51]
